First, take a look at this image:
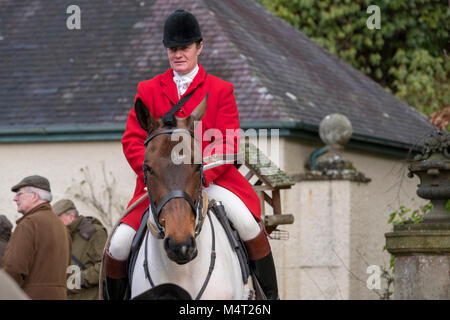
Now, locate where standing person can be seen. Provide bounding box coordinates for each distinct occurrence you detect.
[53,199,107,300]
[0,215,13,268]
[104,9,279,300]
[2,175,71,300]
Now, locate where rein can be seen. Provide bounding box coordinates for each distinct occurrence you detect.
[143,210,216,300]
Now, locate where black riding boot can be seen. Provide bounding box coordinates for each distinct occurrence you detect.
[104,276,129,300]
[244,225,279,300]
[249,252,279,300]
[103,249,129,300]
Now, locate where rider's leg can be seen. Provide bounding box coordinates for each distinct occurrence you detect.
[205,184,279,300]
[109,223,136,260]
[104,223,136,300]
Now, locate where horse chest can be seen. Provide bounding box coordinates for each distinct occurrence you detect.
[130,219,247,300]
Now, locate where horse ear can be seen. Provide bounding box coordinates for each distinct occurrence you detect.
[135,98,156,132]
[189,93,208,122]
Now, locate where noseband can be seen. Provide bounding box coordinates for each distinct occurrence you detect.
[143,128,205,239]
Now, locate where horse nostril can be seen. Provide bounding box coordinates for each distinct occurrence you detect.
[188,235,195,248]
[164,236,172,251]
[164,235,197,264]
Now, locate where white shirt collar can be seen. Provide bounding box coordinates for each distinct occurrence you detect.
[173,64,199,82]
[173,64,199,97]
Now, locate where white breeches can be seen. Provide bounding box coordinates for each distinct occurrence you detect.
[109,223,136,260]
[109,183,260,260]
[204,183,260,241]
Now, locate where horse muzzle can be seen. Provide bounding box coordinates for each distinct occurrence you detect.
[164,235,198,265]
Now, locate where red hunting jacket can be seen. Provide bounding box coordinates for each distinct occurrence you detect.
[121,64,261,230]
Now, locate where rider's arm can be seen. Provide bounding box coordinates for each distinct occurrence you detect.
[121,83,148,182]
[203,81,240,187]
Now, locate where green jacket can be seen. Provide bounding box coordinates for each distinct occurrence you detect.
[67,216,107,300]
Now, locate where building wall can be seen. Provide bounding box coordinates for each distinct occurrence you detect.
[270,137,426,299]
[0,141,136,232]
[0,137,426,299]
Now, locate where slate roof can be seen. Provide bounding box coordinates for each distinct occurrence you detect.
[0,0,434,150]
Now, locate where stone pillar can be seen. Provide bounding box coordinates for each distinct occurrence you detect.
[291,179,370,299]
[282,114,371,299]
[385,131,450,300]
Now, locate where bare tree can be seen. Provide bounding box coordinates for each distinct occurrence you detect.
[66,163,126,231]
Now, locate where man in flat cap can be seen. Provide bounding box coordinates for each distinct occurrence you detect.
[2,175,72,300]
[53,199,107,300]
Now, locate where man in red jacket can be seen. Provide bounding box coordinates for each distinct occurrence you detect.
[104,9,278,300]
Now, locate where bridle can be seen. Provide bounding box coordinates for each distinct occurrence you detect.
[141,127,216,300]
[142,128,206,239]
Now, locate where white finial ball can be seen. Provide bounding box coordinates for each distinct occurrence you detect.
[319,113,353,146]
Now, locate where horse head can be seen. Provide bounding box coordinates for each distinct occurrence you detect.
[134,95,207,265]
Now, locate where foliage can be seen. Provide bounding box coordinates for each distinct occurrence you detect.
[379,267,394,300]
[258,0,449,117]
[387,202,433,225]
[378,202,432,299]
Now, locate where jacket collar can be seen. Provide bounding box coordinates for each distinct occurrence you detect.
[161,63,207,106]
[16,202,52,225]
[67,215,84,235]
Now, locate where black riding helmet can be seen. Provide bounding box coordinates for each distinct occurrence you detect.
[163,9,202,48]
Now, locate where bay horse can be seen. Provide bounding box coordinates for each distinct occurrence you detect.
[127,95,253,299]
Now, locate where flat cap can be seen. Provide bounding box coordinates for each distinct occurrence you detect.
[11,175,51,192]
[52,199,77,216]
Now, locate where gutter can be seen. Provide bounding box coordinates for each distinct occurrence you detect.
[0,122,424,158]
[241,121,424,159]
[0,125,125,143]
